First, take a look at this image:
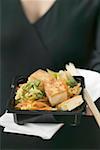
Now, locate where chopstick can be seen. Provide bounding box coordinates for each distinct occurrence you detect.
[66,63,100,128]
[83,88,100,127]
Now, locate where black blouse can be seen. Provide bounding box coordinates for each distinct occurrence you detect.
[1,0,100,113]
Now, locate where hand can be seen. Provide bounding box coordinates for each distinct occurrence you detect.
[85,105,93,116]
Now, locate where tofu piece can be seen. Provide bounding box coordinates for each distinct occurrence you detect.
[44,79,68,106]
[57,95,84,111]
[28,69,54,82]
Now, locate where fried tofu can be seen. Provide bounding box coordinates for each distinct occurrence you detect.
[57,95,84,111]
[28,69,54,82]
[44,79,68,106]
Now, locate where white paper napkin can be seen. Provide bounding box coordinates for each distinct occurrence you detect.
[0,69,100,139]
[78,69,100,102]
[0,112,63,139]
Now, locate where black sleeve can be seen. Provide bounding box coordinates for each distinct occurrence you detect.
[88,5,100,73]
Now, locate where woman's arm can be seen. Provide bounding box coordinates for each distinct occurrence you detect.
[88,5,100,73]
[85,5,100,115]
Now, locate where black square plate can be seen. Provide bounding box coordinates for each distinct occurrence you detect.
[7,76,86,125]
